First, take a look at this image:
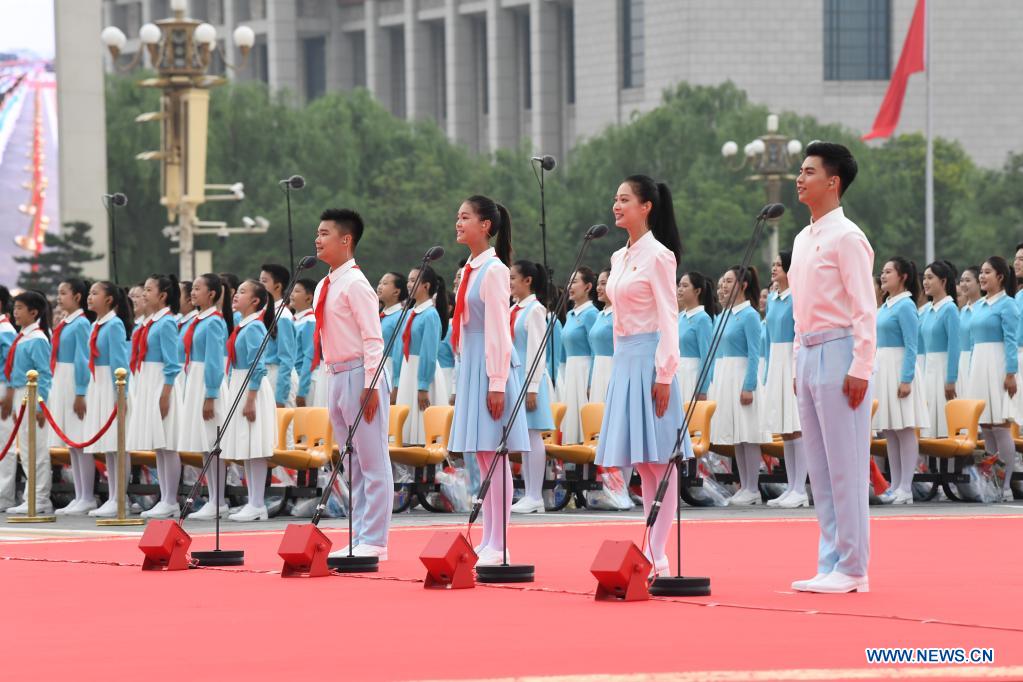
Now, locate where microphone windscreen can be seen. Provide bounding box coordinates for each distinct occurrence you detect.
[541,155,557,171]
[425,246,445,262]
[289,175,306,190]
[112,193,128,207]
[765,203,785,219]
[298,255,317,270]
[586,224,609,240]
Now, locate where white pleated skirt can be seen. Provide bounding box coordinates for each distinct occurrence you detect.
[956,353,971,399]
[872,347,930,431]
[126,362,180,450]
[921,352,950,438]
[438,366,455,403]
[176,361,226,453]
[762,342,800,435]
[676,357,701,405]
[965,343,1018,425]
[708,357,771,445]
[561,356,592,444]
[396,354,448,445]
[221,371,276,460]
[84,366,121,454]
[309,365,329,408]
[267,364,297,408]
[48,362,85,446]
[589,356,613,404]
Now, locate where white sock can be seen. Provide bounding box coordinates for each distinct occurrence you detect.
[883,429,902,491]
[992,426,1016,491]
[981,426,998,457]
[156,449,181,505]
[742,443,762,494]
[246,458,268,508]
[104,452,119,506]
[72,449,94,502]
[524,430,546,501]
[204,453,226,508]
[637,463,676,564]
[895,427,920,494]
[789,437,807,495]
[782,440,796,492]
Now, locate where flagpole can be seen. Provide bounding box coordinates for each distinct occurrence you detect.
[924,0,934,265]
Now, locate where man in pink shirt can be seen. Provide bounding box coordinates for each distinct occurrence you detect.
[788,142,876,594]
[313,208,392,560]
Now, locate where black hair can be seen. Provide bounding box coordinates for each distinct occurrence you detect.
[197,273,234,334]
[94,281,134,340]
[804,141,858,197]
[778,250,792,273]
[0,285,11,318]
[146,273,181,315]
[1016,242,1023,254]
[961,265,980,283]
[260,263,291,295]
[573,266,599,306]
[513,260,550,309]
[924,261,957,301]
[624,175,682,261]
[413,265,449,338]
[12,290,51,337]
[885,257,920,302]
[684,271,720,317]
[293,278,318,300]
[59,278,97,322]
[385,271,409,303]
[320,207,365,247]
[243,279,276,340]
[465,195,513,265]
[983,256,1017,297]
[218,272,240,304]
[726,265,761,309]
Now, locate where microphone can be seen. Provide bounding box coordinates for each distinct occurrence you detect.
[425,246,445,262]
[585,224,609,240]
[759,203,785,220]
[105,193,127,207]
[297,255,317,270]
[280,175,305,190]
[531,155,556,171]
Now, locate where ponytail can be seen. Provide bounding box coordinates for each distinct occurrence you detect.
[244,279,276,339]
[12,290,52,338]
[726,265,760,309]
[465,195,513,266]
[148,273,181,315]
[513,260,549,309]
[624,175,681,261]
[685,271,720,317]
[925,260,957,300]
[417,265,449,338]
[198,273,234,334]
[887,256,920,302]
[95,281,133,340]
[574,266,598,306]
[61,278,94,321]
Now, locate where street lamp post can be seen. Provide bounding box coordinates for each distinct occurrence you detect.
[722,114,803,267]
[101,0,258,280]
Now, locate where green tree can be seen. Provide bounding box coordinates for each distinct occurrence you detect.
[14,221,102,292]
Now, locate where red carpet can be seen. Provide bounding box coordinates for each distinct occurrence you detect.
[2,515,1022,681]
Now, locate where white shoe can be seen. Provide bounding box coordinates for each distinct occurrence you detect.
[791,572,829,591]
[141,501,181,519]
[55,500,79,515]
[473,543,486,555]
[727,489,760,506]
[804,571,869,593]
[890,489,913,505]
[187,502,229,520]
[352,544,387,560]
[6,499,54,515]
[228,505,268,522]
[777,492,810,509]
[766,490,791,507]
[328,545,354,559]
[88,499,121,518]
[877,488,897,504]
[510,497,545,514]
[649,557,670,579]
[476,547,508,567]
[70,498,98,515]
[1001,489,1015,502]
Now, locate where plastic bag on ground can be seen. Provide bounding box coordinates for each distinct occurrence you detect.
[436,463,470,512]
[585,467,634,510]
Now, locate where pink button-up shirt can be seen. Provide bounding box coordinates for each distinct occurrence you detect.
[454,247,513,392]
[313,258,384,389]
[606,230,680,384]
[789,206,876,380]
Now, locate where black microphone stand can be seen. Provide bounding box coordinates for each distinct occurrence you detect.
[322,246,444,572]
[280,177,303,275]
[471,224,609,584]
[531,156,558,387]
[182,256,318,567]
[102,193,125,284]
[647,205,779,596]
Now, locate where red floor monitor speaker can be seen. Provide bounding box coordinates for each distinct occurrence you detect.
[278,523,332,578]
[590,539,651,602]
[420,531,477,589]
[139,520,191,571]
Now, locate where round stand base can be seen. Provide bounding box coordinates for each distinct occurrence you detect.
[190,549,245,567]
[476,563,535,584]
[649,575,711,597]
[327,555,379,573]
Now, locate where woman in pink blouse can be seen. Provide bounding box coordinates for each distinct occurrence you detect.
[596,175,693,578]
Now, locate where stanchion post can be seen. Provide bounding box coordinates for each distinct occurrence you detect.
[9,370,55,523]
[99,368,144,526]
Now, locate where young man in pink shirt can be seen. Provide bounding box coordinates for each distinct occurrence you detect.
[313,208,392,560]
[788,142,876,593]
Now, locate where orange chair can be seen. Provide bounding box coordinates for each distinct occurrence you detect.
[542,402,568,445]
[389,406,454,468]
[271,407,332,470]
[686,400,716,458]
[544,402,603,465]
[918,399,985,458]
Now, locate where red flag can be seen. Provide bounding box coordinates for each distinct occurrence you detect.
[862,0,926,140]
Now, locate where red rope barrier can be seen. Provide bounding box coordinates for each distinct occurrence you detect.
[0,403,26,462]
[39,401,117,450]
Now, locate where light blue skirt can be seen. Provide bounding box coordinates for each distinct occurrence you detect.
[515,355,555,431]
[595,332,692,467]
[449,331,531,455]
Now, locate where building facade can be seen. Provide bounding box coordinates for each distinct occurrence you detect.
[101,0,1023,167]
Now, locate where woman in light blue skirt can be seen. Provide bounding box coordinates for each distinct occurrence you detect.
[448,195,530,566]
[596,175,692,578]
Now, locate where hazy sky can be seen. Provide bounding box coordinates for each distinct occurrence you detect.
[0,0,55,59]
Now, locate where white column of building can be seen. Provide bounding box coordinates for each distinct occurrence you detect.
[530,0,561,158]
[486,0,518,152]
[325,2,355,92]
[266,0,300,96]
[365,0,393,112]
[445,1,477,150]
[405,0,434,121]
[573,0,620,140]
